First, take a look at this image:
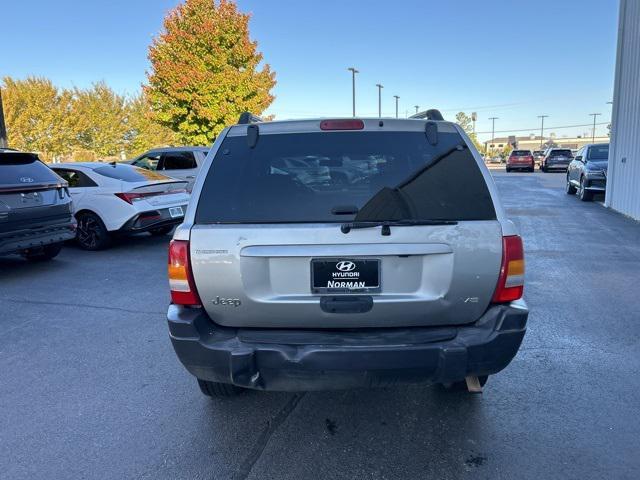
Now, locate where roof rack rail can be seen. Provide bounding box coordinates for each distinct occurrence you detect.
[237,112,264,125]
[409,109,444,121]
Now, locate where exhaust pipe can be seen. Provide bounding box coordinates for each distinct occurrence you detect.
[465,376,483,394]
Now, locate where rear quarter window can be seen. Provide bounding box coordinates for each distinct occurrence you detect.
[195,130,496,224]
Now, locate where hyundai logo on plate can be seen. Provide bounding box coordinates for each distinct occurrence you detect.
[336,261,356,272]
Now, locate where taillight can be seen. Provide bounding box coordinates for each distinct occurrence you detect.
[116,188,186,204]
[115,192,143,204]
[168,240,201,306]
[320,119,364,130]
[492,235,524,303]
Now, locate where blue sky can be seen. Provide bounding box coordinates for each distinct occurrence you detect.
[1,0,619,141]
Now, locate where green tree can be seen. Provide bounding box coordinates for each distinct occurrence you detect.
[455,111,482,151]
[145,0,276,144]
[1,76,74,161]
[125,93,178,157]
[70,82,127,159]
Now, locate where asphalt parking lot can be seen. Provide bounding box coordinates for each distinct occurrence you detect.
[2,171,639,480]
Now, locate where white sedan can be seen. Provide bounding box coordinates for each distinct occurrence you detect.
[49,162,190,250]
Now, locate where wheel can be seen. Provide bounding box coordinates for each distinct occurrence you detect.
[505,167,510,173]
[21,243,63,261]
[149,225,174,236]
[566,176,577,194]
[197,379,244,397]
[76,212,111,250]
[439,375,489,392]
[578,177,593,202]
[541,164,547,172]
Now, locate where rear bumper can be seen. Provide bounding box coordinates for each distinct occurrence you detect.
[585,176,607,191]
[168,301,528,391]
[507,163,533,170]
[0,221,76,255]
[119,205,187,233]
[544,162,570,170]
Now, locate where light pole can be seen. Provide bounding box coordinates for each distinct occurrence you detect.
[414,105,419,114]
[347,67,359,117]
[471,112,477,135]
[537,115,549,149]
[489,117,498,154]
[375,84,384,118]
[393,95,400,118]
[589,113,602,142]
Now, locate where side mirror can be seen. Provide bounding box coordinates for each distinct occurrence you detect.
[575,156,583,162]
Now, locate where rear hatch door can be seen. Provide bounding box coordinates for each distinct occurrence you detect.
[0,153,71,234]
[190,122,502,329]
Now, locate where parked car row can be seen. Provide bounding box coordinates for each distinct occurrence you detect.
[1,149,197,260]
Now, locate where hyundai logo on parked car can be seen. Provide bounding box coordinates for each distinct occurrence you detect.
[336,260,356,272]
[19,177,35,183]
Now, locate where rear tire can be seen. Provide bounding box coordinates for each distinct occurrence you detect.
[197,379,244,397]
[21,243,63,261]
[76,212,111,250]
[149,225,174,236]
[566,176,577,194]
[505,167,511,173]
[439,375,489,392]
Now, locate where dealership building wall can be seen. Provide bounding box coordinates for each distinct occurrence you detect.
[606,0,640,220]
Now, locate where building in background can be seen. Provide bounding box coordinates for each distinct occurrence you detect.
[606,0,640,221]
[485,134,609,152]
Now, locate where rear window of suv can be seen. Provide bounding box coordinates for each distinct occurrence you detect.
[549,149,572,157]
[588,145,609,160]
[511,150,532,157]
[0,152,61,186]
[196,130,496,224]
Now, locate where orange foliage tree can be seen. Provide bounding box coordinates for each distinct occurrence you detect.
[145,0,276,144]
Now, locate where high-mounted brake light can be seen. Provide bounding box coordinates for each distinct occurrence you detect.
[320,119,365,131]
[492,235,524,303]
[168,240,201,306]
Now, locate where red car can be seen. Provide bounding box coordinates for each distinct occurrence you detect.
[506,150,535,172]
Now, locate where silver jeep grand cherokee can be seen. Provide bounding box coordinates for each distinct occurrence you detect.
[167,111,528,397]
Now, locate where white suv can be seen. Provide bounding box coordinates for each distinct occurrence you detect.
[167,112,528,396]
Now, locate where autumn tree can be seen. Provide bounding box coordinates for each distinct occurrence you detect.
[125,92,179,157]
[70,82,128,158]
[146,0,276,144]
[1,76,74,161]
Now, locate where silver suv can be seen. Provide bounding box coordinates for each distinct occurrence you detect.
[167,113,528,396]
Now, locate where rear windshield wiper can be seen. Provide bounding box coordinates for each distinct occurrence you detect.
[341,219,458,235]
